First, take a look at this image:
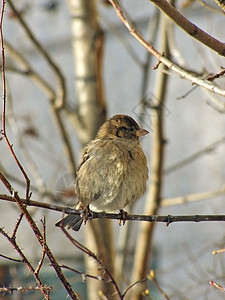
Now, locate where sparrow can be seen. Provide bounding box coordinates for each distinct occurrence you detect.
[55,114,148,231]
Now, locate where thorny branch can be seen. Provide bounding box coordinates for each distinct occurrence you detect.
[35,217,47,276]
[0,227,51,300]
[0,173,79,300]
[60,226,173,299]
[0,286,52,295]
[1,190,225,224]
[0,0,30,200]
[60,225,123,299]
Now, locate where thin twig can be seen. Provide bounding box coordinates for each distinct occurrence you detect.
[35,217,46,275]
[0,172,79,300]
[59,264,112,283]
[148,270,170,300]
[122,278,148,298]
[209,280,225,292]
[0,253,22,263]
[0,0,30,199]
[0,285,52,295]
[6,91,49,198]
[60,225,123,299]
[11,213,24,239]
[207,67,225,81]
[5,40,55,100]
[7,0,66,108]
[212,248,225,255]
[0,227,51,299]
[161,185,225,207]
[197,0,225,15]
[6,2,76,174]
[130,9,168,296]
[164,136,225,175]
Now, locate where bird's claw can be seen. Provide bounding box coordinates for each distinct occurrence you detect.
[119,209,128,226]
[81,205,93,225]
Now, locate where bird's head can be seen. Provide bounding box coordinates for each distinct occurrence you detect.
[96,114,149,140]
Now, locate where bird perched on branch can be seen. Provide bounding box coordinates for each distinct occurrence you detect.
[55,114,149,231]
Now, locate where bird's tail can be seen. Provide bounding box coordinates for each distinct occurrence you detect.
[55,214,83,231]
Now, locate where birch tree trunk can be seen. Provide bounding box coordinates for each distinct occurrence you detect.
[66,1,116,299]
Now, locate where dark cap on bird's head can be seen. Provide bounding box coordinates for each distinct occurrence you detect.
[96,114,149,140]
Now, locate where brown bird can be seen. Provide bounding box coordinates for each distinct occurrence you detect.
[55,114,148,231]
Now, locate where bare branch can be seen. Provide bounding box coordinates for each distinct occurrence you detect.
[197,0,225,15]
[161,185,225,207]
[209,280,225,292]
[0,173,80,300]
[212,248,225,255]
[148,270,170,300]
[0,227,51,299]
[1,191,225,224]
[7,0,66,108]
[11,213,24,239]
[35,217,47,276]
[164,136,225,175]
[130,10,168,297]
[108,0,225,98]
[213,0,225,11]
[0,0,30,199]
[207,67,225,81]
[0,254,22,263]
[59,264,111,283]
[0,285,52,295]
[5,2,76,174]
[60,225,123,299]
[149,0,225,56]
[5,40,56,100]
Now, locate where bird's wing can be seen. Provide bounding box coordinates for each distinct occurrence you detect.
[74,139,126,210]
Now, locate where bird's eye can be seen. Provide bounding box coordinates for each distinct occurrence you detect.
[129,127,134,132]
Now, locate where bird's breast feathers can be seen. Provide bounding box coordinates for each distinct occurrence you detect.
[75,138,148,212]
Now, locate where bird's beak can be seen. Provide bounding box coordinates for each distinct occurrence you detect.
[136,128,149,137]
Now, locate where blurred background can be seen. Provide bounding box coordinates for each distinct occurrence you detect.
[0,0,225,299]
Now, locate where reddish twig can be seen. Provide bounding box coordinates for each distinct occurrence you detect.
[0,227,51,299]
[59,264,112,283]
[209,280,225,292]
[0,0,30,199]
[122,278,148,298]
[60,225,123,299]
[35,217,47,275]
[0,173,79,300]
[207,67,225,81]
[11,213,24,239]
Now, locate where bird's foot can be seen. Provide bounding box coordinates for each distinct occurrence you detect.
[80,205,93,225]
[119,209,128,226]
